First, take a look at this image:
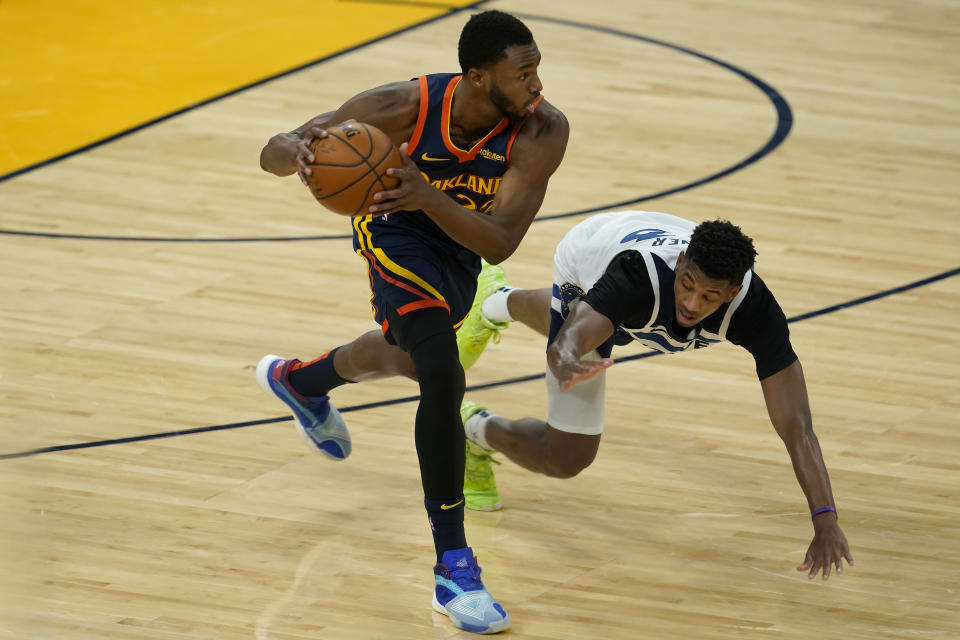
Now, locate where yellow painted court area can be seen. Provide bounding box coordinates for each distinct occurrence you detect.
[0,0,479,177]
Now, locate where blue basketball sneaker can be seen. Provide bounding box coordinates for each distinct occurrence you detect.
[255,354,351,460]
[432,547,510,634]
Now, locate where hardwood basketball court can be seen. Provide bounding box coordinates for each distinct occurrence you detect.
[1,1,957,638]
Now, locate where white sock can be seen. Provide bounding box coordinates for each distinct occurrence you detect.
[464,409,496,451]
[480,287,516,323]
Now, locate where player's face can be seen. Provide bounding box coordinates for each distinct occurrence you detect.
[487,43,543,122]
[673,254,742,327]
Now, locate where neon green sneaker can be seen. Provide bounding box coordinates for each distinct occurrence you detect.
[461,401,503,512]
[457,260,511,370]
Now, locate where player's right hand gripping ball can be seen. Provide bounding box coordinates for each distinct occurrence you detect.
[303,122,402,217]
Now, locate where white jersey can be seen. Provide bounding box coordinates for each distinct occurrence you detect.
[553,210,751,354]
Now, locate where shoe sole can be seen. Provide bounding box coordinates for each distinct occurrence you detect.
[431,593,511,634]
[256,354,348,461]
[466,501,503,512]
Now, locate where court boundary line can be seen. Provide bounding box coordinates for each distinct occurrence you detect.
[2,266,956,461]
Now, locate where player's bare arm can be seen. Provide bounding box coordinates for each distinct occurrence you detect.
[370,101,569,263]
[546,300,615,392]
[761,359,854,580]
[259,81,420,179]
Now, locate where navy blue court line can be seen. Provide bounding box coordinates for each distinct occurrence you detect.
[0,0,488,188]
[511,13,793,222]
[0,13,789,243]
[2,266,956,461]
[786,267,960,323]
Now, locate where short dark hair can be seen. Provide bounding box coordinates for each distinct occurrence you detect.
[458,10,534,72]
[686,220,757,283]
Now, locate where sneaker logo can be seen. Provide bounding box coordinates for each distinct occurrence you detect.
[449,596,488,621]
[440,500,464,510]
[456,557,469,568]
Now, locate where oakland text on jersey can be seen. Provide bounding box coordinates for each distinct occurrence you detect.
[421,172,503,211]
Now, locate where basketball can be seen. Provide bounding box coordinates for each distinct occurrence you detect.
[303,122,402,216]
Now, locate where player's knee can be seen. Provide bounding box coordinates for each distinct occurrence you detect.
[410,333,464,396]
[544,454,595,478]
[542,433,598,478]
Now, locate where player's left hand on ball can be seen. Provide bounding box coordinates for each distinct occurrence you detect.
[295,125,330,184]
[797,519,854,580]
[369,142,435,215]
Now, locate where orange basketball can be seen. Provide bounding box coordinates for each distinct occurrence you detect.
[303,122,402,217]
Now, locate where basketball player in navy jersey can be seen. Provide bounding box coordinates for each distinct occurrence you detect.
[256,10,568,634]
[458,210,854,582]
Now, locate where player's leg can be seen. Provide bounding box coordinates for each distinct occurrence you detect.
[460,275,564,508]
[459,283,552,510]
[318,330,416,384]
[256,215,450,460]
[285,330,417,395]
[351,221,508,632]
[464,411,600,478]
[462,359,606,479]
[463,260,608,501]
[387,305,510,633]
[457,260,513,369]
[457,261,553,370]
[494,287,552,337]
[386,305,466,553]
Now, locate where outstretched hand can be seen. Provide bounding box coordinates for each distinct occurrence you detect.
[797,517,854,580]
[550,356,614,392]
[368,142,439,216]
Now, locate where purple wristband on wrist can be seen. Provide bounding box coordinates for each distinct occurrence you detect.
[811,506,837,520]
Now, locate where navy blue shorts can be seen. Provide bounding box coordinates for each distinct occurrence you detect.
[352,214,480,338]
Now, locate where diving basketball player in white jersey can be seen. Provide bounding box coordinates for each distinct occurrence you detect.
[457,210,854,581]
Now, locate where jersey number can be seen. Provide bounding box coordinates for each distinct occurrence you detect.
[455,193,495,213]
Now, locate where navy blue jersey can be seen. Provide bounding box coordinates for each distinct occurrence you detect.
[351,73,538,332]
[389,72,531,245]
